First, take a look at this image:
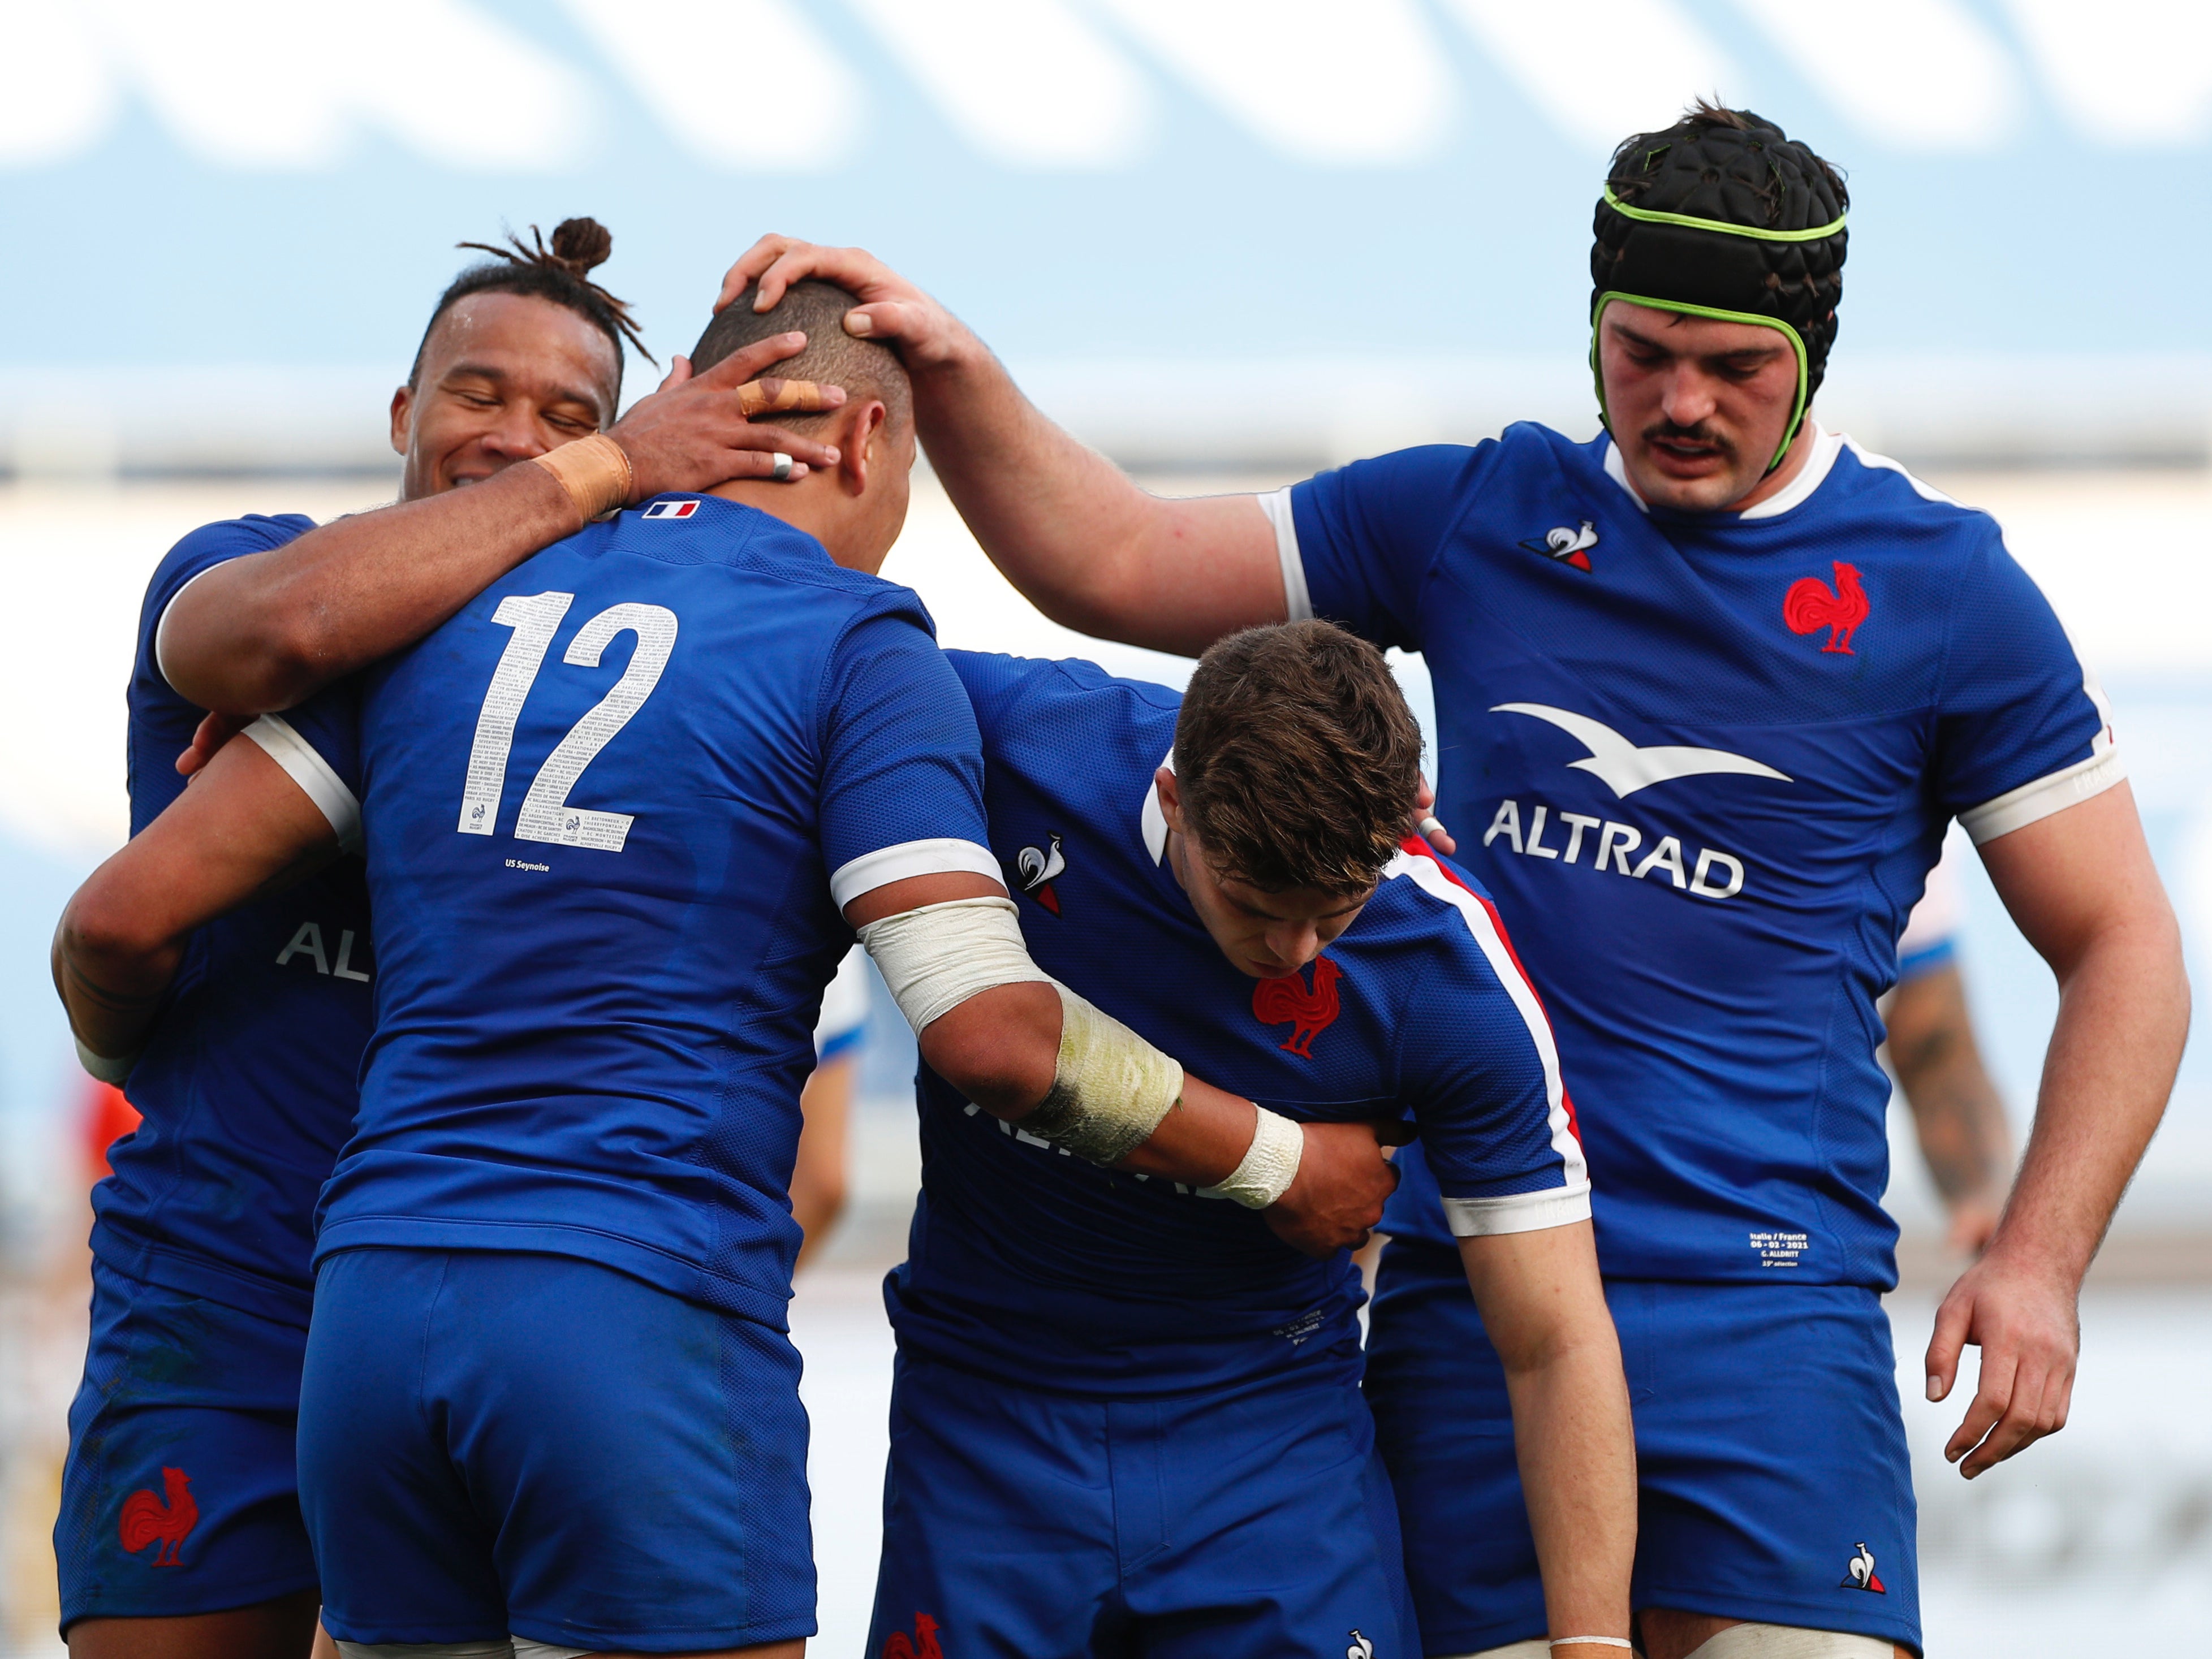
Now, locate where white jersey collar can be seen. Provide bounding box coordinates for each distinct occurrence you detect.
[1141,748,1175,865]
[1600,421,1842,522]
[1737,422,1843,519]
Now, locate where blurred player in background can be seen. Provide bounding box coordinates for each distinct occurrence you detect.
[57,279,1400,1658]
[792,947,871,1269]
[869,624,1632,1658]
[1886,841,2013,1258]
[51,221,837,1659]
[724,100,2189,1659]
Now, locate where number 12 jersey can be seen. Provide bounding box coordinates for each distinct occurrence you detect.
[274,495,996,1326]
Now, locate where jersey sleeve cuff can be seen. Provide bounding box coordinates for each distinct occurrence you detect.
[1958,750,2127,845]
[151,561,227,692]
[1442,1180,1592,1238]
[830,837,1003,910]
[1256,487,1312,623]
[243,715,363,854]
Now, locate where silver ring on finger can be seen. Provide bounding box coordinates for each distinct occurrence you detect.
[770,452,794,482]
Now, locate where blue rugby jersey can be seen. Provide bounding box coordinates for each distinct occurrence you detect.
[92,516,373,1327]
[883,651,1586,1397]
[275,495,995,1328]
[1271,424,2119,1283]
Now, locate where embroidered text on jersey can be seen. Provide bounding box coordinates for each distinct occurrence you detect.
[1784,560,1869,654]
[1252,956,1343,1056]
[1016,832,1066,915]
[1517,519,1597,572]
[1491,704,1792,797]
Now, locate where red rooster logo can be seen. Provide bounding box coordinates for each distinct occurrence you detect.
[1252,956,1343,1057]
[882,1612,943,1659]
[119,1466,198,1567]
[1783,561,1870,654]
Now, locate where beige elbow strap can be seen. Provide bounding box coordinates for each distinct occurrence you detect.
[856,896,1183,1165]
[856,896,1050,1033]
[531,433,633,521]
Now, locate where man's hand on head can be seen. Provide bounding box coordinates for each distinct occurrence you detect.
[715,238,976,374]
[1412,774,1455,855]
[1264,1117,1413,1258]
[610,332,847,499]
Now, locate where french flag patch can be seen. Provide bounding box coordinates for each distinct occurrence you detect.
[643,499,700,520]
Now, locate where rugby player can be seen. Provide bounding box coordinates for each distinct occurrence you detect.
[55,278,1402,1659]
[869,622,1633,1657]
[53,220,839,1659]
[718,103,2191,1658]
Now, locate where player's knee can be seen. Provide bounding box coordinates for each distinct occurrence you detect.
[1681,1622,1899,1658]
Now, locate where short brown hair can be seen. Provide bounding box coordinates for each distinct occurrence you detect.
[689,278,912,438]
[1174,620,1421,896]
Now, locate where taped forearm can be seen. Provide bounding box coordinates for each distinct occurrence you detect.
[856,897,1306,1202]
[1018,984,1183,1164]
[856,896,1182,1167]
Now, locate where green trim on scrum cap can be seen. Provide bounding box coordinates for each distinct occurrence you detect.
[1589,291,1810,476]
[1601,187,1847,245]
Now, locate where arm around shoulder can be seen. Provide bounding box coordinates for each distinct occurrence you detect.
[159,464,581,714]
[55,728,350,1068]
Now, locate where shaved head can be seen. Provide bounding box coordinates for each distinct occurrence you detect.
[692,279,911,437]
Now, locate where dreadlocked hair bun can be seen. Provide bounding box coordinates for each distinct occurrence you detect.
[450,218,653,366]
[547,217,613,278]
[1593,102,1848,399]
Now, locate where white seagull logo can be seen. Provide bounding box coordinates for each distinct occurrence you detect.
[1491,703,1792,798]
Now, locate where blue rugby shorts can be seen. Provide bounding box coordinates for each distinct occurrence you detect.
[1364,1238,1920,1655]
[57,1257,318,1630]
[300,1247,814,1653]
[868,1347,1418,1658]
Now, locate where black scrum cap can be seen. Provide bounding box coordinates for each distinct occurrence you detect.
[1590,107,1848,470]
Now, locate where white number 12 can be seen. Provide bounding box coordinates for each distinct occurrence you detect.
[455,591,679,853]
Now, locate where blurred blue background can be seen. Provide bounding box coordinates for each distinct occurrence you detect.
[1,3,2208,1651]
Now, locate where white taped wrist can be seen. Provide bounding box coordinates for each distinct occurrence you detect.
[76,1036,136,1086]
[856,896,1049,1034]
[1199,1105,1304,1208]
[1023,984,1184,1165]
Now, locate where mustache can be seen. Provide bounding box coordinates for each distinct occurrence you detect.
[1639,420,1736,457]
